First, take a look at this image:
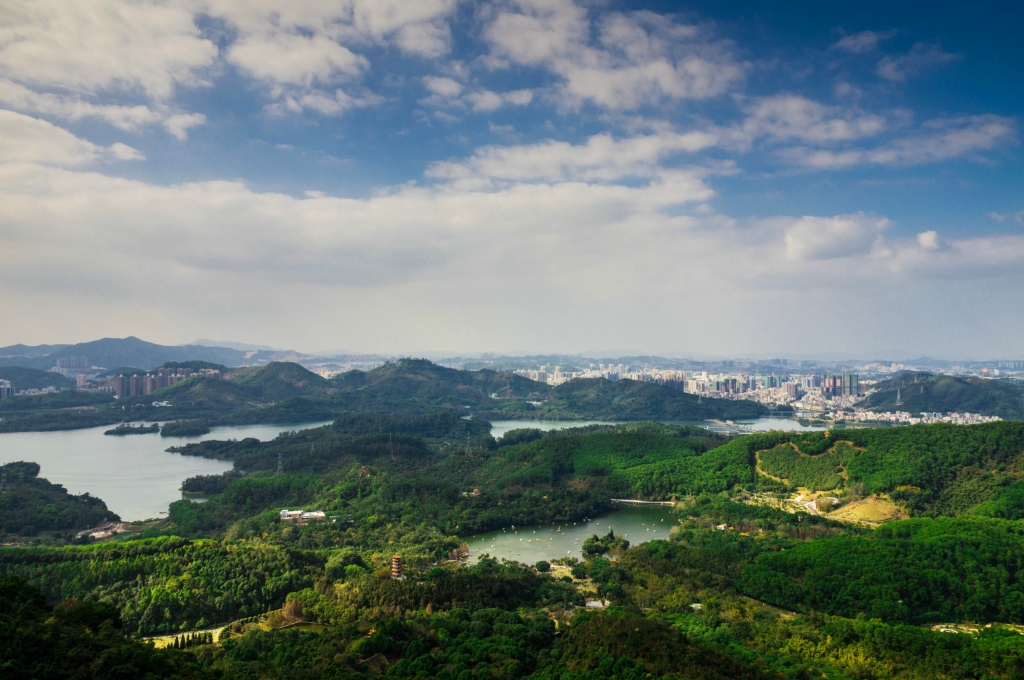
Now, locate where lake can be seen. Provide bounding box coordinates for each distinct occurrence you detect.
[465,503,677,564]
[489,416,824,438]
[0,421,332,522]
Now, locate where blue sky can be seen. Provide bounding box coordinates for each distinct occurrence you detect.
[0,0,1021,358]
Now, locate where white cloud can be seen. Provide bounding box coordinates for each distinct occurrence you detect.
[733,95,886,146]
[208,0,458,115]
[484,1,743,110]
[227,33,368,87]
[426,130,720,182]
[3,159,1023,355]
[782,213,891,261]
[272,88,382,117]
[877,43,959,81]
[988,211,1024,226]
[423,76,464,98]
[0,0,217,99]
[0,110,142,166]
[465,89,533,112]
[163,113,207,141]
[917,230,940,250]
[394,21,452,58]
[830,30,897,54]
[777,115,1016,169]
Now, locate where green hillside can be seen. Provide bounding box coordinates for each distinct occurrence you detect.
[862,371,1024,418]
[0,366,75,391]
[0,462,119,539]
[754,422,1024,515]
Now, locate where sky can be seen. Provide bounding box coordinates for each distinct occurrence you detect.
[0,0,1021,359]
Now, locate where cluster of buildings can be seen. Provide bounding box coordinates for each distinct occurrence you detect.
[51,356,93,378]
[107,366,222,398]
[279,509,327,525]
[837,410,1001,425]
[513,364,687,387]
[0,380,61,398]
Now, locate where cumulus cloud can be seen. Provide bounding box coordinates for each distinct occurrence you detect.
[484,1,744,110]
[782,213,891,261]
[0,110,143,166]
[877,43,959,81]
[830,30,897,54]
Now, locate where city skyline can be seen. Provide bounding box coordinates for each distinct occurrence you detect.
[0,0,1021,356]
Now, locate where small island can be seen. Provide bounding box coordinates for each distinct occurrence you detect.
[160,420,212,438]
[103,423,160,436]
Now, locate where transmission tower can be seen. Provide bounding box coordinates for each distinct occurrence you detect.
[276,451,283,476]
[390,432,395,461]
[465,433,471,455]
[0,471,9,493]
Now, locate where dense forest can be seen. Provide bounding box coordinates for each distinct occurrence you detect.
[862,371,1024,419]
[5,420,1024,677]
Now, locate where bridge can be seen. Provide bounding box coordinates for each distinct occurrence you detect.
[610,498,675,506]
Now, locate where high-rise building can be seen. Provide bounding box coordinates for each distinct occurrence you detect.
[76,375,88,388]
[129,374,142,397]
[0,379,13,398]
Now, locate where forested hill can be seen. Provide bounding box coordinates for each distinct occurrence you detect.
[862,371,1024,418]
[483,377,766,421]
[0,462,119,539]
[148,358,766,424]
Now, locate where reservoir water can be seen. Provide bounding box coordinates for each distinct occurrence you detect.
[489,420,615,438]
[466,503,677,564]
[0,421,331,522]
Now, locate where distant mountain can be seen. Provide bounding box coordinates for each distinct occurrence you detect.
[0,367,74,391]
[862,372,1024,419]
[0,337,249,371]
[0,343,67,358]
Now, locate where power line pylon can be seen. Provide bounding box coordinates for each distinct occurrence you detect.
[0,471,9,493]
